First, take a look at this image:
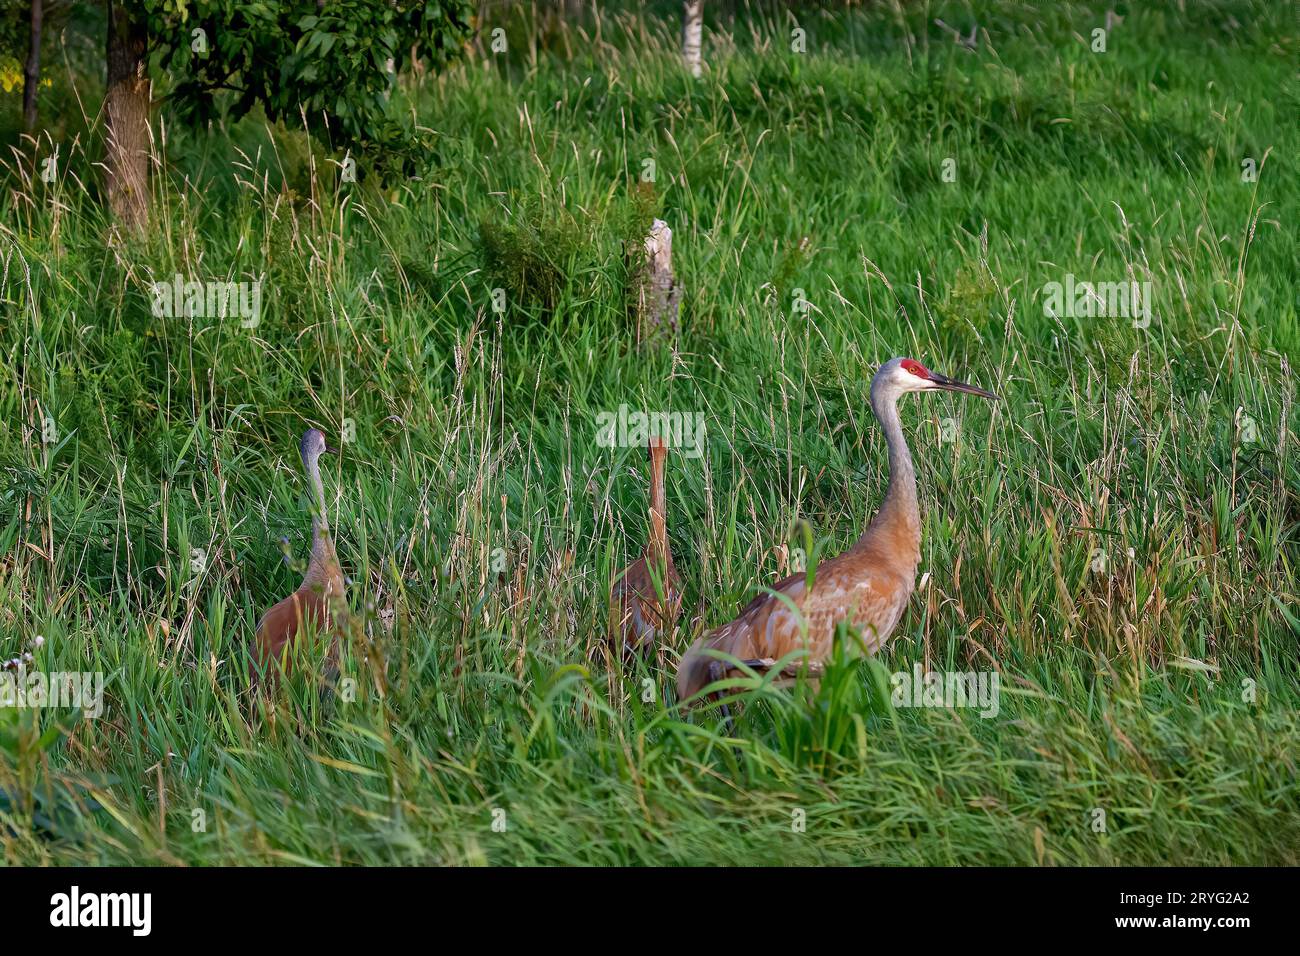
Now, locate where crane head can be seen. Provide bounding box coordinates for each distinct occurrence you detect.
[875,357,998,401]
[299,428,339,464]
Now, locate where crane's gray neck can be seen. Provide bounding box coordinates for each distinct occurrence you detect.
[304,450,328,534]
[301,449,336,589]
[863,385,919,541]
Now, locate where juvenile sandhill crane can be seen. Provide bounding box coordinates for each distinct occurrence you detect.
[252,428,346,688]
[611,436,682,660]
[677,357,996,714]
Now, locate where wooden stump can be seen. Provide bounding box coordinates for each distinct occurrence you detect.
[636,219,682,343]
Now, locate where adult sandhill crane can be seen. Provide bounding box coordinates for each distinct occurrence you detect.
[251,428,346,688]
[676,357,996,714]
[611,436,682,661]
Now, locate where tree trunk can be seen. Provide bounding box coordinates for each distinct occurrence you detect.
[682,2,704,78]
[105,1,151,231]
[23,0,42,132]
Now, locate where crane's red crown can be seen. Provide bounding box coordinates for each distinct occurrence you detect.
[900,359,931,378]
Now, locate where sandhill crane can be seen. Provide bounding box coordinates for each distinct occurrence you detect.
[251,428,346,688]
[611,436,682,660]
[676,357,996,716]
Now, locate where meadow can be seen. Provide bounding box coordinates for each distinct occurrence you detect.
[0,0,1296,865]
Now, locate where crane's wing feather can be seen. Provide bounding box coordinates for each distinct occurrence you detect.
[677,551,913,701]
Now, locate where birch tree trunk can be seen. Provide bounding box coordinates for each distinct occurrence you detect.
[105,0,151,231]
[682,2,704,78]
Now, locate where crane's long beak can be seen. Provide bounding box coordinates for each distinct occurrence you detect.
[324,444,340,455]
[930,371,998,400]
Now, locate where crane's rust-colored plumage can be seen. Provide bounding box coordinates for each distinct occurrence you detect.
[612,435,682,657]
[677,357,996,704]
[251,428,345,687]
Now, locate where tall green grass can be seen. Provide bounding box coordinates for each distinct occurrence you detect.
[0,0,1296,865]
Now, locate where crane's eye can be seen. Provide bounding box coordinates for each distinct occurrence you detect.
[901,360,928,377]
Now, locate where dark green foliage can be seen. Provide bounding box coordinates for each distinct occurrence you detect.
[146,0,474,177]
[478,198,592,317]
[476,185,658,327]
